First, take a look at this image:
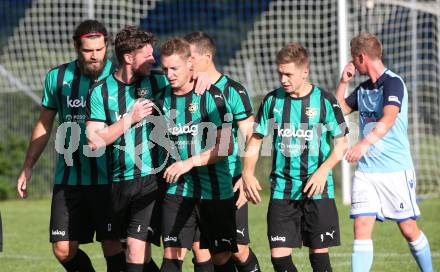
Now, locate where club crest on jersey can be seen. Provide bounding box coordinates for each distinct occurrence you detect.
[135,88,149,98]
[188,103,198,113]
[305,107,317,118]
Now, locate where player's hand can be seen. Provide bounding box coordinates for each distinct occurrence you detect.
[341,62,356,83]
[163,159,194,183]
[303,169,328,197]
[128,99,155,124]
[233,177,248,209]
[193,72,211,95]
[17,168,31,198]
[345,142,369,163]
[242,173,262,204]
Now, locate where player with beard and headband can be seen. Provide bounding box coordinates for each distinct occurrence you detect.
[17,20,125,272]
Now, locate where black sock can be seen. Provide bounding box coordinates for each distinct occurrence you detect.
[235,248,261,272]
[213,257,235,272]
[105,251,125,272]
[160,258,183,272]
[271,255,297,272]
[193,258,214,272]
[126,263,144,272]
[61,249,95,272]
[144,258,160,272]
[309,253,332,272]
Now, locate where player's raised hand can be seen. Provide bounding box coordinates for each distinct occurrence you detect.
[341,62,356,83]
[17,168,31,198]
[303,168,328,197]
[233,177,248,209]
[163,159,194,183]
[193,71,211,95]
[242,173,262,204]
[128,99,155,124]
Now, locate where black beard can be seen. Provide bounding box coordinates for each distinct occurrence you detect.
[78,59,106,79]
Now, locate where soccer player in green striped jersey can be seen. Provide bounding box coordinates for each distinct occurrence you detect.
[184,32,261,272]
[16,20,124,272]
[157,38,237,272]
[86,26,165,272]
[242,43,348,272]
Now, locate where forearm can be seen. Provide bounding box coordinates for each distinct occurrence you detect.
[22,122,52,169]
[242,136,262,176]
[360,118,393,147]
[318,136,348,172]
[87,115,133,149]
[335,80,352,115]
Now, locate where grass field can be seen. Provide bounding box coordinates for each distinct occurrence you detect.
[0,195,439,271]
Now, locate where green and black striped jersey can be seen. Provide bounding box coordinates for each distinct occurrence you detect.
[254,86,348,200]
[41,59,115,186]
[156,85,233,200]
[214,75,253,178]
[86,72,168,183]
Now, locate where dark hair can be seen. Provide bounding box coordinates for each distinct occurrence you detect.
[114,26,156,64]
[184,31,216,57]
[276,42,309,67]
[160,38,191,59]
[72,20,109,48]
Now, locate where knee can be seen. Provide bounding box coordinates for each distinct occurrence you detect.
[232,245,249,263]
[126,238,146,263]
[192,245,211,263]
[211,251,232,265]
[101,239,123,256]
[399,221,420,241]
[53,242,77,263]
[354,217,375,239]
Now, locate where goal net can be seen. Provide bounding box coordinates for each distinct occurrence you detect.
[0,0,438,198]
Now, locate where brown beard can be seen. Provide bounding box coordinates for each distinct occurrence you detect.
[78,59,106,79]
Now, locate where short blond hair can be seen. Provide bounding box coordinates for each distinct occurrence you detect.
[350,32,382,59]
[276,42,309,67]
[160,38,191,59]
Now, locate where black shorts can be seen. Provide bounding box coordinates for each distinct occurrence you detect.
[162,194,238,254]
[50,185,115,244]
[194,175,250,245]
[110,175,160,246]
[267,198,340,249]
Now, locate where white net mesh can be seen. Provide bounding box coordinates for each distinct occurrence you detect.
[0,0,438,197]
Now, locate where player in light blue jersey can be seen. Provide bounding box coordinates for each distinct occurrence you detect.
[336,32,433,272]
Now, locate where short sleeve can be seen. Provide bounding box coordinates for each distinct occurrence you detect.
[86,85,106,122]
[41,69,58,110]
[253,95,273,137]
[324,94,349,138]
[382,77,404,111]
[226,83,253,121]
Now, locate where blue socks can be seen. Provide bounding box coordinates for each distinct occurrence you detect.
[409,232,433,272]
[352,240,373,272]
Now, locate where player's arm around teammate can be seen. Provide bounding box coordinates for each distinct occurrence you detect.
[86,26,162,272]
[184,31,261,272]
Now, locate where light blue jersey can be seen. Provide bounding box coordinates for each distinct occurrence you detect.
[346,69,413,172]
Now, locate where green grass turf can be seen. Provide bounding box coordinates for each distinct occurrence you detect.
[0,194,438,271]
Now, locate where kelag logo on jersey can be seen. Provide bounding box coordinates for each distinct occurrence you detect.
[66,96,86,108]
[277,125,314,141]
[168,123,199,136]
